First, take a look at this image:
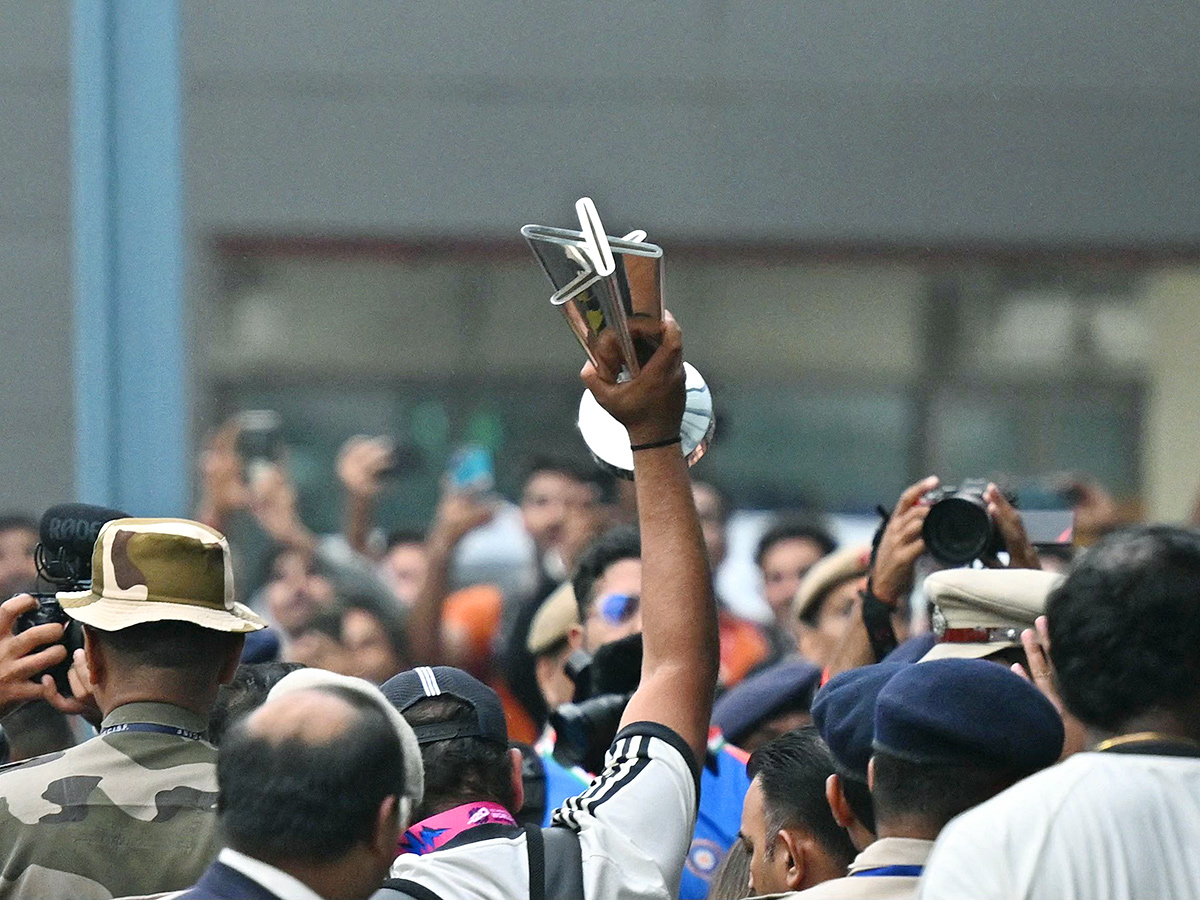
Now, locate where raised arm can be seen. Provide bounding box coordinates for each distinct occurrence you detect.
[337,435,394,558]
[406,487,495,666]
[581,312,719,764]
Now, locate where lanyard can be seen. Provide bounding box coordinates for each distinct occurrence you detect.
[850,865,924,878]
[99,722,205,741]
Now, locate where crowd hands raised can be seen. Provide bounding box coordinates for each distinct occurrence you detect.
[0,313,1196,900]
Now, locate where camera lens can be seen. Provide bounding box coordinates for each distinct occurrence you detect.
[549,692,632,773]
[923,495,992,565]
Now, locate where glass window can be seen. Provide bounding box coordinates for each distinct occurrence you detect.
[208,243,1153,528]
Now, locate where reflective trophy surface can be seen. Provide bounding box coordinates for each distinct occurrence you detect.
[521,198,715,477]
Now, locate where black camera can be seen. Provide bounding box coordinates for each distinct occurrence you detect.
[920,480,1015,566]
[549,632,642,774]
[13,504,128,696]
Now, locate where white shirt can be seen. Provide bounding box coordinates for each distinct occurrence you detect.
[389,723,699,900]
[919,751,1200,900]
[219,848,325,900]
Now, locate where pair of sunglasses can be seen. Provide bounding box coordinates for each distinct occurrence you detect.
[595,592,640,624]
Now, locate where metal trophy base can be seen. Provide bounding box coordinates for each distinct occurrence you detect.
[577,362,715,478]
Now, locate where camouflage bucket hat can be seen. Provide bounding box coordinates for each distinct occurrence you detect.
[57,517,267,633]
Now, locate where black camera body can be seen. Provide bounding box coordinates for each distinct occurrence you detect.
[549,632,642,774]
[14,599,82,698]
[12,504,128,697]
[921,480,1016,566]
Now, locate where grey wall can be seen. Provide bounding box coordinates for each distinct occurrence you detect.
[1,0,1198,513]
[0,3,72,514]
[184,0,1200,243]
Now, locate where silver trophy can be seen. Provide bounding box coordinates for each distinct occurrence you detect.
[521,198,715,477]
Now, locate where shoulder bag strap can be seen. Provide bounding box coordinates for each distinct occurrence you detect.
[541,825,584,900]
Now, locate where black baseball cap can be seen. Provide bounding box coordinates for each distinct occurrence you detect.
[381,666,509,747]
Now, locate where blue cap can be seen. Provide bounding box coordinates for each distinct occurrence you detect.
[811,663,903,781]
[239,628,280,664]
[712,659,822,746]
[382,666,509,747]
[874,659,1063,771]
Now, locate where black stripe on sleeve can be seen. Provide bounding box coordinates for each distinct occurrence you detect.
[585,734,652,815]
[613,721,702,801]
[559,736,635,821]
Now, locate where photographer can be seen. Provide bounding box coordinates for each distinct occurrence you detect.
[0,517,265,900]
[377,311,719,900]
[825,477,1040,677]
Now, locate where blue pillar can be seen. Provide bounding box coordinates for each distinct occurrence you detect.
[71,0,187,516]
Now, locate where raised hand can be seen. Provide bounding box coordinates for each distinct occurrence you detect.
[1012,615,1087,758]
[0,594,70,717]
[581,311,686,446]
[871,476,938,605]
[337,435,394,500]
[984,483,1041,570]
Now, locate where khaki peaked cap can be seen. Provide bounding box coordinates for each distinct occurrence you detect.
[921,567,1062,661]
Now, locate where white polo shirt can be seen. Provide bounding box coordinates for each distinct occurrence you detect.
[388,722,699,900]
[919,751,1200,900]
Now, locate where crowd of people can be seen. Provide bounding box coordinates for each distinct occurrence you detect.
[0,312,1197,900]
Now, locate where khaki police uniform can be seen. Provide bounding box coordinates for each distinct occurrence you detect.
[0,518,266,900]
[785,838,934,899]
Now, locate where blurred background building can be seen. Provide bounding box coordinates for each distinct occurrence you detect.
[3,0,1199,526]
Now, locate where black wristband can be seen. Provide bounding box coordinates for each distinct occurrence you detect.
[630,436,682,452]
[861,580,900,662]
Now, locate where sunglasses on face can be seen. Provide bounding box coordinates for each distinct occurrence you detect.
[593,592,640,624]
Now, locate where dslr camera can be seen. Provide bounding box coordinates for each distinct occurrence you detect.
[13,504,128,696]
[549,632,642,775]
[920,479,1015,566]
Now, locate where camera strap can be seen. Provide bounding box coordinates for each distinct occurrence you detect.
[99,722,205,741]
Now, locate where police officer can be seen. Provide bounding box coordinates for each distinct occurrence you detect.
[921,526,1200,900]
[0,517,266,900]
[712,659,822,753]
[811,664,904,853]
[791,659,1062,898]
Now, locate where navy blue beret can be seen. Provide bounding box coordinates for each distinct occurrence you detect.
[713,659,822,746]
[874,658,1063,772]
[811,663,904,781]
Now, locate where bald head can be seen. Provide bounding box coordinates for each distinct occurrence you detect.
[218,684,406,867]
[244,688,358,746]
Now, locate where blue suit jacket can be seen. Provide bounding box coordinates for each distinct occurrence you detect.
[172,861,285,900]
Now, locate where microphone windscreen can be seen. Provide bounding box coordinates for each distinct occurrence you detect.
[39,504,131,559]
